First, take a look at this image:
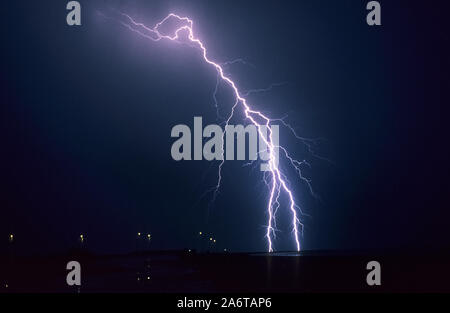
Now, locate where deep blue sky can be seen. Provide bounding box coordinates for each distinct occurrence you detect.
[1,0,449,255]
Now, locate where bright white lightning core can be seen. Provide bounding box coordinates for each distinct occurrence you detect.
[117,12,320,252]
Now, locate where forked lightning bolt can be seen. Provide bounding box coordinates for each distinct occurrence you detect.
[116,12,318,252]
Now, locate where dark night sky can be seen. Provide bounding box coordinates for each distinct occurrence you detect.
[1,0,449,255]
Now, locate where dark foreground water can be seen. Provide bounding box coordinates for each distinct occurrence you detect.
[1,250,450,293]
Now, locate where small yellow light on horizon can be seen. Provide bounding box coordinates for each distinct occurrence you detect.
[9,234,14,242]
[209,237,213,241]
[199,231,202,235]
[147,234,151,239]
[137,232,141,236]
[213,239,216,243]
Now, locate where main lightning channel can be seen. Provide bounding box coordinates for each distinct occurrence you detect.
[120,13,306,252]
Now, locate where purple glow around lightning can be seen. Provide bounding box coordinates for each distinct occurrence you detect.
[118,13,318,252]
